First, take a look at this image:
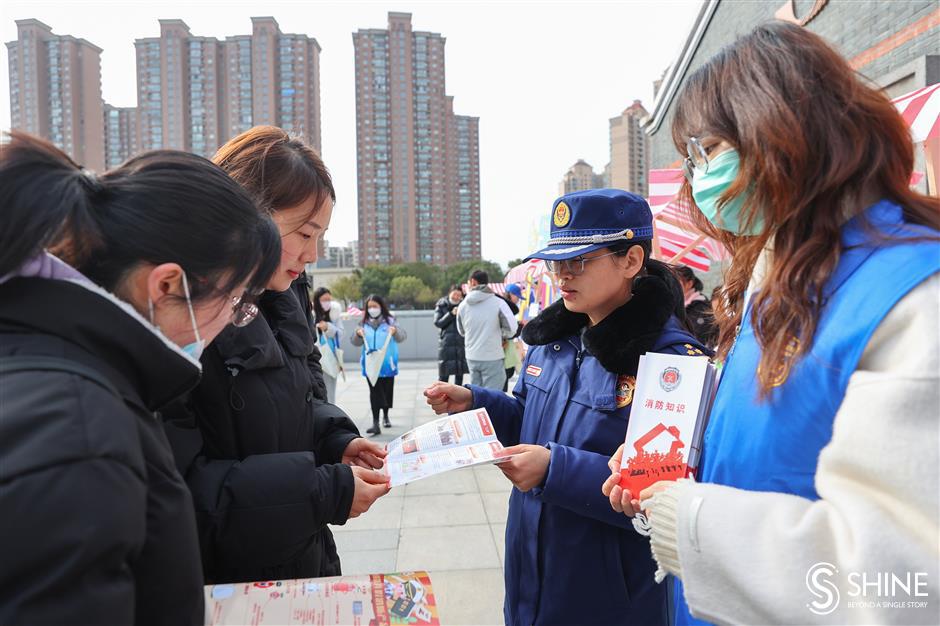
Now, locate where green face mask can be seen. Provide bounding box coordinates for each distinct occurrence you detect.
[690,149,762,235]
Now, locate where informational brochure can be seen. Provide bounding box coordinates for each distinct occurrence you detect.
[383,408,514,487]
[205,571,439,626]
[619,353,718,496]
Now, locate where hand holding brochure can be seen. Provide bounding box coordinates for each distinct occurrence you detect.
[619,353,718,496]
[383,408,513,486]
[205,571,439,625]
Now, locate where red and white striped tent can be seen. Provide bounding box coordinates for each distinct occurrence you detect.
[893,83,940,194]
[648,169,729,273]
[893,82,940,144]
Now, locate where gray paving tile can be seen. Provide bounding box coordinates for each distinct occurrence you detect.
[330,528,400,552]
[481,491,510,524]
[335,494,403,531]
[403,468,479,496]
[339,549,398,576]
[490,523,507,566]
[397,525,500,571]
[429,568,505,626]
[401,493,487,528]
[473,464,514,493]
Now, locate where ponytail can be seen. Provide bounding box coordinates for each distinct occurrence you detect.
[0,131,103,276]
[608,239,692,330]
[0,130,280,302]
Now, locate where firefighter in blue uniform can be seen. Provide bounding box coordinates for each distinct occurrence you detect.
[424,189,710,626]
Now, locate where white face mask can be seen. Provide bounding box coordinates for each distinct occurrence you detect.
[368,307,382,319]
[319,299,332,310]
[148,272,205,361]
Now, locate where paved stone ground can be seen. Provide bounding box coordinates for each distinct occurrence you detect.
[329,361,513,625]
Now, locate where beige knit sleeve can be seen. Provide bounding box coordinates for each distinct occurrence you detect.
[644,273,940,625]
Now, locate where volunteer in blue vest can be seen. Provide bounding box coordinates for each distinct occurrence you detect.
[424,189,710,626]
[602,22,940,625]
[352,294,406,436]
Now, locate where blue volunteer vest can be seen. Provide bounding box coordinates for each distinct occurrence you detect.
[359,321,400,379]
[676,201,940,625]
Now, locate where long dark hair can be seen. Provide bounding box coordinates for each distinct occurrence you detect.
[362,294,393,326]
[0,131,280,301]
[312,286,332,323]
[671,22,940,396]
[608,240,690,329]
[213,126,335,228]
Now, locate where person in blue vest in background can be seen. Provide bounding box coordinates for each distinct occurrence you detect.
[603,22,939,625]
[352,294,406,436]
[424,189,710,626]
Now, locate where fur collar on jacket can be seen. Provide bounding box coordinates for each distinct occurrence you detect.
[521,275,677,374]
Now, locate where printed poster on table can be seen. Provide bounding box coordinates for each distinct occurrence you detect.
[619,353,717,496]
[205,571,439,626]
[383,408,515,487]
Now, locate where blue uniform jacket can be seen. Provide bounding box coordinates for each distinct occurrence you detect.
[469,276,711,626]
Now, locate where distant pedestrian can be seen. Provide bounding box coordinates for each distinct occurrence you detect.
[434,285,469,386]
[675,265,717,348]
[352,295,407,435]
[313,286,345,403]
[501,283,524,391]
[456,270,518,391]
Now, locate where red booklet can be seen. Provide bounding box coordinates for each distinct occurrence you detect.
[619,352,717,496]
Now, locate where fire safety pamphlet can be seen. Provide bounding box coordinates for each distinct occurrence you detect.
[619,353,718,496]
[205,571,439,626]
[383,408,514,487]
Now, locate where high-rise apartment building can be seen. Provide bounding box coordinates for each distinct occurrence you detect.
[103,103,138,168]
[6,19,105,170]
[353,12,480,266]
[558,159,605,196]
[136,17,322,158]
[609,100,650,197]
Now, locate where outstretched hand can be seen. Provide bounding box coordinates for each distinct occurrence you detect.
[343,437,387,469]
[423,381,472,414]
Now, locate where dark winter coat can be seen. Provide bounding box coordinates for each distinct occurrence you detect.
[434,297,468,378]
[0,273,204,625]
[685,295,718,348]
[162,275,359,584]
[469,276,712,626]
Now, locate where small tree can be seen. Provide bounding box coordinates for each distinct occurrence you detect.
[359,265,396,298]
[442,259,505,290]
[388,275,426,308]
[330,275,362,308]
[416,286,438,309]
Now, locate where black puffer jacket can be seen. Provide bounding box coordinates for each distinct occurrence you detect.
[434,297,469,378]
[0,274,204,625]
[163,276,359,584]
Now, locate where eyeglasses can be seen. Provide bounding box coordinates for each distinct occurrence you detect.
[682,136,710,182]
[545,250,620,276]
[231,294,260,327]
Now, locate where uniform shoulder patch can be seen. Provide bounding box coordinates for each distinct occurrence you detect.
[616,374,635,408]
[525,364,542,377]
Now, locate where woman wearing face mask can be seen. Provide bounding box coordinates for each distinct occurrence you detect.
[434,285,469,386]
[602,23,940,625]
[0,132,279,625]
[162,127,390,585]
[352,295,407,435]
[423,189,710,626]
[313,286,344,403]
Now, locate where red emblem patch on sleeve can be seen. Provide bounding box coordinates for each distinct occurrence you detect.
[525,365,542,377]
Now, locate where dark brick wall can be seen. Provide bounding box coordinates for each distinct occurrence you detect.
[650,0,940,168]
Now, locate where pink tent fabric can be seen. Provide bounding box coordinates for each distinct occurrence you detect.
[648,169,730,272]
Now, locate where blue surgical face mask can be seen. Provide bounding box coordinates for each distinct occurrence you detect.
[148,272,205,361]
[690,149,763,235]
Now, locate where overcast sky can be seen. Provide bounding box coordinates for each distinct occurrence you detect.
[0,0,700,267]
